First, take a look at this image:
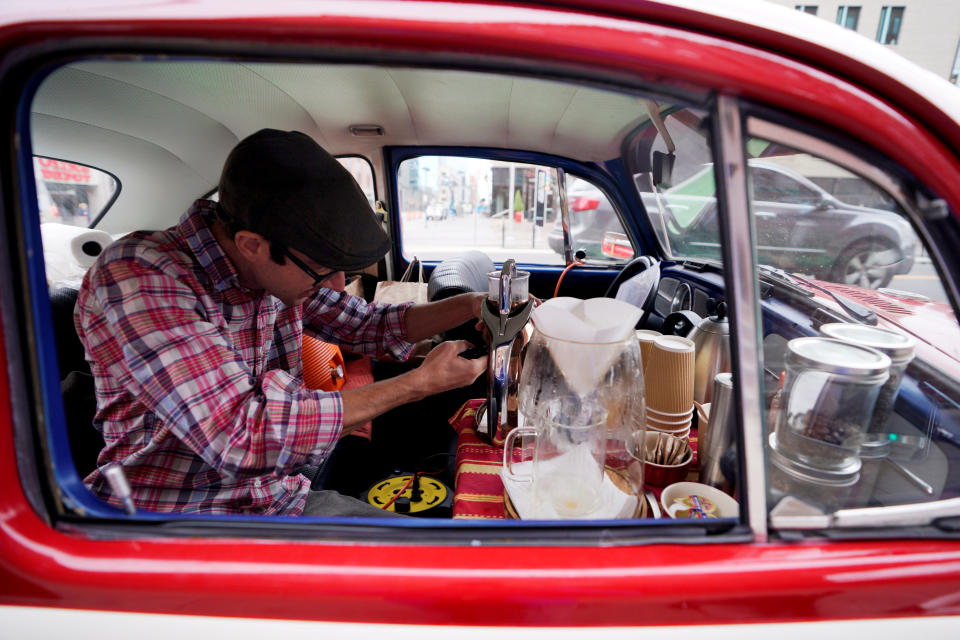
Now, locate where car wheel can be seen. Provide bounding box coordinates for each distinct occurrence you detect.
[830,238,899,289]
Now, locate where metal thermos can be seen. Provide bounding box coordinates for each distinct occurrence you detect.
[699,372,734,488]
[687,302,731,404]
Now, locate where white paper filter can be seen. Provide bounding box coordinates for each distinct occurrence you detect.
[530,297,642,396]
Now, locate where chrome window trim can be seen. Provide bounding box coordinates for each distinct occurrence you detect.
[557,167,574,265]
[772,497,960,530]
[716,96,769,542]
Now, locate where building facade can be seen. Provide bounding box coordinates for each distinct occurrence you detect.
[765,0,960,83]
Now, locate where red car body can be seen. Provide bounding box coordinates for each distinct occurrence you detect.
[2,0,960,634]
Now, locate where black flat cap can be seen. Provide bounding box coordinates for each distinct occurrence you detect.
[218,129,390,271]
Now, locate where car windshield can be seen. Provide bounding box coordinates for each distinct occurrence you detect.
[630,119,939,299]
[628,107,718,263]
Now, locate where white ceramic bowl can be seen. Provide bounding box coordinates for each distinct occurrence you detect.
[660,482,739,519]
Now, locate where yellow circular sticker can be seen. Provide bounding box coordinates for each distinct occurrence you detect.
[366,474,450,514]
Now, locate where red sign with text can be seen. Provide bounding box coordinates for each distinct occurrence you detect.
[37,157,91,183]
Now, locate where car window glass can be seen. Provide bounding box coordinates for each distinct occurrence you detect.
[34,157,118,227]
[626,107,720,265]
[338,156,376,209]
[563,174,633,263]
[751,167,820,205]
[746,139,931,292]
[750,139,960,520]
[396,156,565,264]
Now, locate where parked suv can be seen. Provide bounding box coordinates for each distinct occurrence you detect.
[547,176,626,261]
[556,160,916,288]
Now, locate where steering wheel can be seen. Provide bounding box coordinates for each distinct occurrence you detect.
[603,255,660,329]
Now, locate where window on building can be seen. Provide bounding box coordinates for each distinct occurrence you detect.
[836,6,861,30]
[795,5,818,15]
[877,6,905,45]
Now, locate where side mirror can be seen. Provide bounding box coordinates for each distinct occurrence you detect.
[813,197,834,212]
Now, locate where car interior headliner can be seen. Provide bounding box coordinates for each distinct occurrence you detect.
[29,61,656,233]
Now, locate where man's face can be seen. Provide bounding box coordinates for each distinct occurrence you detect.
[266,247,344,306]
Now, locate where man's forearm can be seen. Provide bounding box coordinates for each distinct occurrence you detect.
[401,292,484,343]
[338,338,485,432]
[339,370,424,433]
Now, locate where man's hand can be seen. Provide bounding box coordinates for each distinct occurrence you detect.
[340,339,486,430]
[469,291,486,319]
[409,339,487,397]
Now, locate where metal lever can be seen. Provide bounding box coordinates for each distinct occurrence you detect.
[477,259,534,444]
[497,259,516,337]
[102,462,137,515]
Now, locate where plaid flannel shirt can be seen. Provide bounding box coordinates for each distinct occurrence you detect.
[76,200,414,515]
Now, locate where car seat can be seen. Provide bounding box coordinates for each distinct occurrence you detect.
[360,252,495,499]
[49,286,104,478]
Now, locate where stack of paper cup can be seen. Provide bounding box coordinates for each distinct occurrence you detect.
[635,329,662,374]
[645,335,695,440]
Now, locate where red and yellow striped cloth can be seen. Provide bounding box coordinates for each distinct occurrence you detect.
[448,400,517,520]
[448,399,699,520]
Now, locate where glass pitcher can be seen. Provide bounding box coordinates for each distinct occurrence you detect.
[503,401,609,518]
[518,327,646,500]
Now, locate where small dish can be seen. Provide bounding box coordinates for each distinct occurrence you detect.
[660,481,738,519]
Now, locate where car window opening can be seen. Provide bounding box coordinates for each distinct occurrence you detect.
[22,57,960,539]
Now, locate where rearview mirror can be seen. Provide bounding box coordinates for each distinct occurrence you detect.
[652,150,675,189]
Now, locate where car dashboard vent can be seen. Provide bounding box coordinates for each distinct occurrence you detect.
[823,283,912,315]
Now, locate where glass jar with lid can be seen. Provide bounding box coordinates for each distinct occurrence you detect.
[818,323,916,435]
[772,337,891,471]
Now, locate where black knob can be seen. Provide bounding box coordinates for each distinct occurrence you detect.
[394,496,411,513]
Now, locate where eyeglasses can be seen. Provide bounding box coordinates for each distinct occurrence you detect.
[282,248,340,288]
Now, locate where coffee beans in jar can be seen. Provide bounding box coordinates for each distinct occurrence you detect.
[772,337,890,472]
[819,324,916,435]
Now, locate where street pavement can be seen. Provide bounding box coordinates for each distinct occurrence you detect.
[889,260,947,302]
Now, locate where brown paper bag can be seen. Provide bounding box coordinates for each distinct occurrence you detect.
[344,275,365,299]
[373,257,428,304]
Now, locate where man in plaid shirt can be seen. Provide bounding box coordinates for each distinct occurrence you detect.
[76,129,487,517]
